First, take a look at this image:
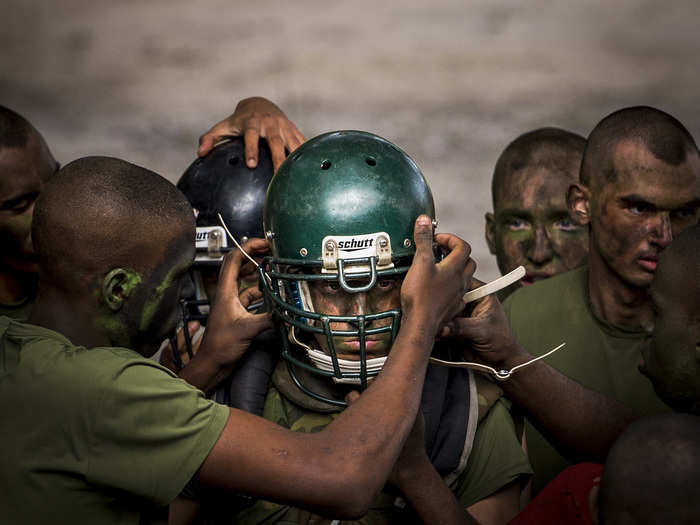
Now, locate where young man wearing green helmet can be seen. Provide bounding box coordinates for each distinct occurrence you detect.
[211,130,533,525]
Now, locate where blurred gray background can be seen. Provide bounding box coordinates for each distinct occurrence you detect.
[2,0,699,281]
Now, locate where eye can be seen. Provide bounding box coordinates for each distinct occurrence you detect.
[505,218,530,231]
[671,206,697,221]
[324,281,341,292]
[0,192,38,214]
[626,202,653,215]
[552,218,580,232]
[377,278,397,290]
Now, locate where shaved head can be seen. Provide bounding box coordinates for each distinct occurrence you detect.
[599,414,700,525]
[32,156,194,291]
[492,127,586,208]
[580,106,698,189]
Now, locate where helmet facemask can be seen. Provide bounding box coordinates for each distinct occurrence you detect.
[262,231,413,406]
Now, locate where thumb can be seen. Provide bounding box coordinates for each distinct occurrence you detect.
[412,214,434,263]
[198,133,216,157]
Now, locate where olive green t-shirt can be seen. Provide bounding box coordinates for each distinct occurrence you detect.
[0,317,230,525]
[503,266,669,493]
[234,377,532,524]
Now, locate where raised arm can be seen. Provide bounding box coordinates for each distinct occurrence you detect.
[440,292,636,461]
[197,215,476,518]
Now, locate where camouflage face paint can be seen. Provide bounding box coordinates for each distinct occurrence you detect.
[590,142,700,289]
[489,166,588,288]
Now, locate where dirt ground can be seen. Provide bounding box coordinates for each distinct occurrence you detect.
[2,0,699,280]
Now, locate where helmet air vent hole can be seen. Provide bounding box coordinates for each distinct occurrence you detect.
[320,160,332,170]
[228,156,240,166]
[365,157,376,166]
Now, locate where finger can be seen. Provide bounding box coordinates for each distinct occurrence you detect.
[412,215,434,264]
[215,250,244,304]
[267,133,287,172]
[198,119,234,157]
[345,391,361,405]
[244,121,261,168]
[198,133,215,157]
[284,123,306,153]
[239,286,264,308]
[434,233,471,261]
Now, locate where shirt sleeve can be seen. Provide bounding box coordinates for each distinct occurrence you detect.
[454,398,533,507]
[86,354,230,506]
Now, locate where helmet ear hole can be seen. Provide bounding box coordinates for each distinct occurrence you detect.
[365,157,376,167]
[228,156,240,166]
[320,160,332,170]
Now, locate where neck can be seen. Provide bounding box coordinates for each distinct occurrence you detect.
[28,286,112,349]
[587,245,652,330]
[0,268,36,304]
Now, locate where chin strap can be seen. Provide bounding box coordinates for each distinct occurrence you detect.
[462,266,525,304]
[288,326,386,385]
[429,342,566,381]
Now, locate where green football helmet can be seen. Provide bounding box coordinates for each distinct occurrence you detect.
[260,130,435,406]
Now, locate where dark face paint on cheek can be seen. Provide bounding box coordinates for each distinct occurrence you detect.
[307,277,402,358]
[493,168,587,282]
[126,232,195,355]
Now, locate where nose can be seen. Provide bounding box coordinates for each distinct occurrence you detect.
[650,212,673,249]
[527,225,553,266]
[350,293,369,317]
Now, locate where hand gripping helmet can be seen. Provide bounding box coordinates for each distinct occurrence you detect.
[173,138,273,364]
[261,131,435,405]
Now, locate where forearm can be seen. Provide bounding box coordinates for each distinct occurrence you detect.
[396,457,478,525]
[177,349,232,393]
[500,345,636,460]
[321,314,438,502]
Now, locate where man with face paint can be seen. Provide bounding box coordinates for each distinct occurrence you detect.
[442,106,700,494]
[0,156,476,524]
[205,131,533,525]
[0,106,59,320]
[486,128,588,298]
[507,225,700,525]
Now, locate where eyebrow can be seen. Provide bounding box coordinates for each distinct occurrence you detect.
[619,194,700,209]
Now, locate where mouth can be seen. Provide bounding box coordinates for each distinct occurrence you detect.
[334,338,388,357]
[520,272,552,286]
[637,253,659,273]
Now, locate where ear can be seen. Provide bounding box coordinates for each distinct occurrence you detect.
[485,212,497,255]
[567,183,591,226]
[101,268,143,312]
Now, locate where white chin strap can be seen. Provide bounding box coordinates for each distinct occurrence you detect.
[307,348,387,385]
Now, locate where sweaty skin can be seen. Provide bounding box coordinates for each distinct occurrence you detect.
[486,163,587,289]
[307,275,401,359]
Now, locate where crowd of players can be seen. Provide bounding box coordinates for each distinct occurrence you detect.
[0,96,698,525]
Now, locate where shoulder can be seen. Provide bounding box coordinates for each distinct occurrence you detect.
[504,266,588,317]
